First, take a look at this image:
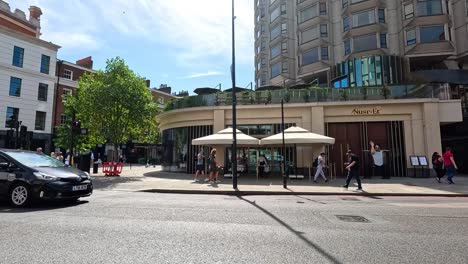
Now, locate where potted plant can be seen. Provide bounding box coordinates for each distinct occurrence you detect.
[266,90,272,104]
[284,89,291,103]
[339,89,348,101]
[361,87,368,100]
[382,85,390,99]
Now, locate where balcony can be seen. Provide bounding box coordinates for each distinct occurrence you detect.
[163,85,455,112]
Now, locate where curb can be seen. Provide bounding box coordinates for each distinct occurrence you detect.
[139,189,468,197]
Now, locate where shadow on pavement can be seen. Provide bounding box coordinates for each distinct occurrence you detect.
[92,176,143,190]
[237,195,342,264]
[0,199,89,213]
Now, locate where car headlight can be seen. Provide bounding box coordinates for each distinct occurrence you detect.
[83,172,91,179]
[34,172,60,181]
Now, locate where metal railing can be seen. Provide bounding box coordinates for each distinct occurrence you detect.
[163,85,453,112]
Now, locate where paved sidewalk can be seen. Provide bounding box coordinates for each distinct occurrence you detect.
[90,165,468,196]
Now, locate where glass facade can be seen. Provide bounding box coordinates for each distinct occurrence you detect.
[332,55,407,88]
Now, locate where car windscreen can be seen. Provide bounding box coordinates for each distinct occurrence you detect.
[6,152,66,168]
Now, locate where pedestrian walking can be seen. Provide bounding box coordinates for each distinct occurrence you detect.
[442,147,458,184]
[342,150,363,191]
[208,148,219,184]
[257,154,268,178]
[313,152,328,183]
[432,152,444,183]
[194,148,205,182]
[370,141,387,179]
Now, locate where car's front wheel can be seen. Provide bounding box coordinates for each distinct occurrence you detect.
[9,183,31,207]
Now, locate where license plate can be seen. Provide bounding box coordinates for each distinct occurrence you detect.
[72,185,88,191]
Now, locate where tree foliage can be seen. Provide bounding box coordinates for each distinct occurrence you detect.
[56,57,157,159]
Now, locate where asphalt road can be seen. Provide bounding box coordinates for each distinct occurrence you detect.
[1,191,468,264]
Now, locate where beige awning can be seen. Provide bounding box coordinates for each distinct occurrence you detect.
[260,126,335,145]
[191,128,260,146]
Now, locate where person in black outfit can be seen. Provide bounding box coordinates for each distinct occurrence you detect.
[342,149,363,191]
[431,152,444,183]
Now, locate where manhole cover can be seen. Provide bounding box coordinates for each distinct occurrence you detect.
[341,198,360,201]
[336,215,370,223]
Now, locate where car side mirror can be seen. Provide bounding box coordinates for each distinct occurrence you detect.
[0,162,9,170]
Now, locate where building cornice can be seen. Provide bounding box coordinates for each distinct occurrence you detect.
[0,24,60,51]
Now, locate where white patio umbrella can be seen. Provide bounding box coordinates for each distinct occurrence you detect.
[260,126,335,145]
[191,128,260,146]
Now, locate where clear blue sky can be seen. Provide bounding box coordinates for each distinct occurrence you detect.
[17,0,255,94]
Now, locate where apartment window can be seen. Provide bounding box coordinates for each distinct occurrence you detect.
[9,77,22,97]
[378,9,385,23]
[404,4,414,19]
[417,0,442,16]
[5,107,19,128]
[271,43,281,58]
[302,47,319,65]
[301,26,318,43]
[159,97,164,104]
[271,6,280,22]
[420,25,445,43]
[62,88,72,102]
[281,41,288,53]
[300,4,318,23]
[270,24,281,40]
[380,33,387,48]
[257,60,262,71]
[282,61,288,73]
[60,114,67,125]
[320,24,328,37]
[38,83,48,101]
[281,4,286,14]
[319,3,327,15]
[344,39,351,55]
[12,46,24,67]
[64,69,73,79]
[261,41,266,51]
[261,74,266,85]
[354,34,377,52]
[271,62,281,78]
[321,47,329,60]
[406,29,416,45]
[343,16,350,32]
[342,0,348,8]
[352,9,375,28]
[351,0,367,4]
[281,23,287,34]
[40,54,50,74]
[35,111,46,131]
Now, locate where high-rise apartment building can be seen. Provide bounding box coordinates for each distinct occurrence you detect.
[254,0,468,88]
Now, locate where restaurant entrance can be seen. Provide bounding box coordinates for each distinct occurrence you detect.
[326,121,406,178]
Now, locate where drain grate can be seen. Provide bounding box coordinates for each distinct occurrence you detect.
[336,215,370,223]
[341,198,360,201]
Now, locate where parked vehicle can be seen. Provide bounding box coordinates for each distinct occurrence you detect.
[0,149,93,207]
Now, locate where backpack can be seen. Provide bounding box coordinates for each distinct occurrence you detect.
[313,157,319,167]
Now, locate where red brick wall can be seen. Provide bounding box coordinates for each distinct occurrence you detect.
[0,17,36,37]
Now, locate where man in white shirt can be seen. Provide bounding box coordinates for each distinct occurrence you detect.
[313,152,328,183]
[370,141,387,179]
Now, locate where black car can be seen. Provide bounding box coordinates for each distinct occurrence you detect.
[0,149,93,207]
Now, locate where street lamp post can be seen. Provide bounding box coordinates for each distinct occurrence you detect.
[231,0,238,189]
[281,99,287,188]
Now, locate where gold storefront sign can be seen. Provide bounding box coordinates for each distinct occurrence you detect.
[351,106,382,115]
